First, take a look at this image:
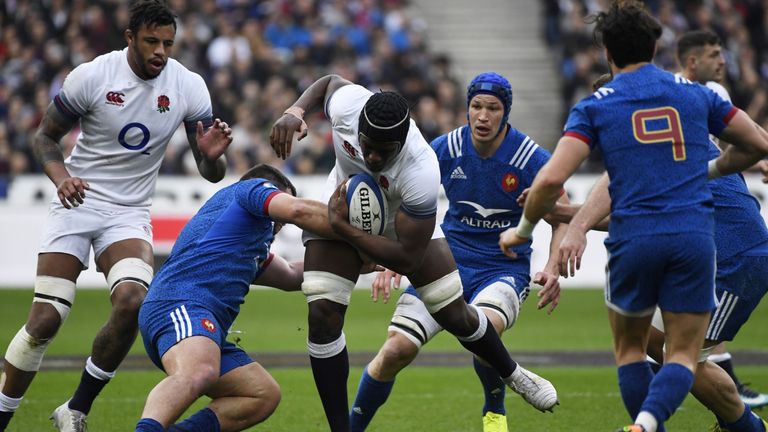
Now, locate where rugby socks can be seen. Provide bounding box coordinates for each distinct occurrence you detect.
[637,363,694,432]
[457,309,516,378]
[135,418,164,432]
[473,357,506,415]
[0,393,21,429]
[723,404,765,432]
[618,361,654,419]
[349,366,394,431]
[69,356,115,414]
[170,407,220,432]
[309,335,350,432]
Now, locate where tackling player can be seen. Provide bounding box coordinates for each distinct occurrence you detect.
[135,164,334,432]
[500,2,768,431]
[0,2,231,431]
[270,74,558,431]
[348,72,566,432]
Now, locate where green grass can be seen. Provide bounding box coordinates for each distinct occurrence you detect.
[0,288,766,431]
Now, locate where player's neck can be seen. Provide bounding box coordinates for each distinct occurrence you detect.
[612,61,651,76]
[681,70,706,85]
[473,126,506,158]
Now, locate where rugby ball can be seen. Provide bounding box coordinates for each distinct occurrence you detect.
[346,173,387,235]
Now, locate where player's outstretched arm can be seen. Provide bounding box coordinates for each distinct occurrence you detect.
[713,110,768,177]
[188,118,231,183]
[266,192,337,240]
[32,102,89,209]
[269,74,353,159]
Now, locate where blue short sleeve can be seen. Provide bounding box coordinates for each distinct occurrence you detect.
[235,180,283,217]
[563,101,597,149]
[705,86,738,137]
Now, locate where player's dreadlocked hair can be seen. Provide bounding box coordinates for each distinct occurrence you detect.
[592,73,614,91]
[241,164,297,196]
[358,91,411,150]
[590,0,661,68]
[129,0,177,34]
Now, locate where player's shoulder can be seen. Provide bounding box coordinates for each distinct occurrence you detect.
[164,57,205,85]
[326,84,372,115]
[705,81,732,102]
[430,125,466,158]
[506,128,549,167]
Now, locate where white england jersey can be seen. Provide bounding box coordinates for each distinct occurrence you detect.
[54,48,212,206]
[324,84,439,219]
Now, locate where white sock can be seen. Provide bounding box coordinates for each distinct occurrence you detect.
[0,393,22,412]
[85,356,115,381]
[635,411,658,432]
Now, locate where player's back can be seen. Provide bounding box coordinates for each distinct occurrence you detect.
[567,64,735,239]
[147,179,279,325]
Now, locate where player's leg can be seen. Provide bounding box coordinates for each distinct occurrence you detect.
[303,239,362,432]
[471,279,525,432]
[56,238,153,428]
[137,336,221,430]
[169,344,280,432]
[0,252,81,430]
[350,291,441,431]
[708,254,768,410]
[410,239,557,412]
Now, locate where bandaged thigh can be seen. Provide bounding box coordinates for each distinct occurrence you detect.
[302,271,355,305]
[106,258,153,293]
[388,293,442,348]
[415,270,463,314]
[472,281,521,330]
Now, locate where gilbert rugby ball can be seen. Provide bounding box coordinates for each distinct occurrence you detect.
[346,173,387,235]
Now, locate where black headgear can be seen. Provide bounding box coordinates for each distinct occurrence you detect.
[358,91,410,149]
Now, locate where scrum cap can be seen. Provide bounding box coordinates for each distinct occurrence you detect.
[358,91,410,149]
[467,72,513,133]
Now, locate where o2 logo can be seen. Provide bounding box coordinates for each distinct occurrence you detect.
[118,122,151,155]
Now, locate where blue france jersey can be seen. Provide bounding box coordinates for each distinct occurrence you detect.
[565,64,736,239]
[145,179,282,327]
[432,126,550,274]
[708,143,768,260]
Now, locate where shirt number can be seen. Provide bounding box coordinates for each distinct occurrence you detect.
[632,107,686,161]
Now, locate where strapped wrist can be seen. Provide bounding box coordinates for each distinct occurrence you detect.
[516,214,536,239]
[283,106,305,120]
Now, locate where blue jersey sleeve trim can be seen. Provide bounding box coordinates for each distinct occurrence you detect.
[263,190,283,216]
[184,117,214,133]
[53,95,81,121]
[563,131,590,145]
[723,107,738,125]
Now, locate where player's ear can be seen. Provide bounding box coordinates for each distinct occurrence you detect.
[124,29,134,45]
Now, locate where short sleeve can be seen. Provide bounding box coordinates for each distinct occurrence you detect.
[326,84,372,130]
[183,72,214,133]
[563,101,597,149]
[704,86,738,137]
[55,62,96,121]
[705,81,732,103]
[398,156,440,218]
[235,180,283,217]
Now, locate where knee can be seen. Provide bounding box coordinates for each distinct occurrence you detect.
[186,364,219,395]
[25,305,63,340]
[111,283,147,317]
[373,336,419,377]
[307,300,346,342]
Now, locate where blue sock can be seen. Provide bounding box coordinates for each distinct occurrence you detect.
[724,404,765,432]
[617,361,654,419]
[169,407,220,432]
[136,418,164,432]
[640,363,694,428]
[349,366,395,432]
[473,357,506,415]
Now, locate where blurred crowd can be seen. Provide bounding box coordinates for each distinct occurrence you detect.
[0,0,469,197]
[545,0,768,170]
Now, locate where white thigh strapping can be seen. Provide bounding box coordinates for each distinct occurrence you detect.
[106,257,153,293]
[33,276,76,321]
[302,271,356,305]
[415,270,463,314]
[472,281,521,330]
[388,292,442,348]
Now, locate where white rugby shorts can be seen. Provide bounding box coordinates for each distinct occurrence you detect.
[39,200,153,269]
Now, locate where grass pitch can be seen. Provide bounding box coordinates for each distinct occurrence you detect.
[0,288,766,431]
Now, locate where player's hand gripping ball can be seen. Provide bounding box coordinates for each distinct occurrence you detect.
[346,173,387,235]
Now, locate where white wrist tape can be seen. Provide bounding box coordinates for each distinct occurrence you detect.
[516,214,536,239]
